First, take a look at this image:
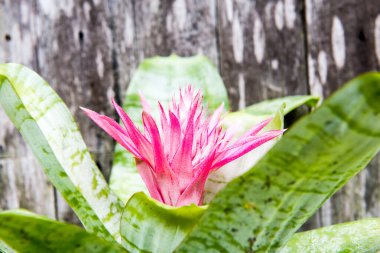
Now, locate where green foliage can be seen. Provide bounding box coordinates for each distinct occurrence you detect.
[281,218,380,253]
[245,95,319,115]
[0,210,126,253]
[1,58,379,253]
[0,64,123,242]
[175,73,380,252]
[121,192,205,253]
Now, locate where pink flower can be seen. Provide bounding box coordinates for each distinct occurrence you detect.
[82,86,284,206]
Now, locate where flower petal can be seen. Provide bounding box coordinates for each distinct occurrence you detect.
[136,160,163,202]
[81,107,142,158]
[142,112,165,171]
[240,117,273,138]
[139,91,151,113]
[171,114,194,191]
[213,130,285,168]
[168,111,181,162]
[176,150,216,206]
[112,99,154,164]
[207,103,224,135]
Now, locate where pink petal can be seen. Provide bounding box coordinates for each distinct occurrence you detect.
[240,118,273,138]
[142,112,181,205]
[213,130,284,168]
[139,91,151,113]
[176,151,216,206]
[182,94,199,132]
[227,130,285,151]
[81,107,142,158]
[142,112,165,172]
[111,99,144,142]
[156,172,180,206]
[158,102,170,150]
[171,115,194,191]
[222,124,240,142]
[168,111,181,162]
[136,160,163,202]
[207,103,224,135]
[111,99,154,164]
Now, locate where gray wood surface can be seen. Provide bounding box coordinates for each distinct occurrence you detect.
[0,0,380,231]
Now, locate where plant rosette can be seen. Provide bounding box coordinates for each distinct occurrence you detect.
[1,55,380,253]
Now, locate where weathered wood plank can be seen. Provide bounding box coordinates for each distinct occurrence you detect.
[217,0,308,110]
[132,0,219,66]
[107,0,137,102]
[109,0,220,104]
[0,0,56,218]
[303,0,380,230]
[34,0,121,224]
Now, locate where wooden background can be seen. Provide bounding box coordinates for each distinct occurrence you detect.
[0,0,380,230]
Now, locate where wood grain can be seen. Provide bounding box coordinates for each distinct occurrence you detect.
[0,0,56,219]
[217,0,308,110]
[133,0,219,64]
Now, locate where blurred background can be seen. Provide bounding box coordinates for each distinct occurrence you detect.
[0,0,379,230]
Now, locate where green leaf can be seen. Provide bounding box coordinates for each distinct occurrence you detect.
[120,192,206,253]
[281,219,380,253]
[244,95,319,116]
[176,73,380,252]
[110,55,229,203]
[0,64,123,242]
[0,210,126,253]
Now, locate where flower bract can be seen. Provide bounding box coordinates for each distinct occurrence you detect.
[82,86,283,206]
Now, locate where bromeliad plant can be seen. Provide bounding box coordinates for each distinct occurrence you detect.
[0,55,380,253]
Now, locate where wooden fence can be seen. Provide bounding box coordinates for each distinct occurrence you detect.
[0,0,380,230]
